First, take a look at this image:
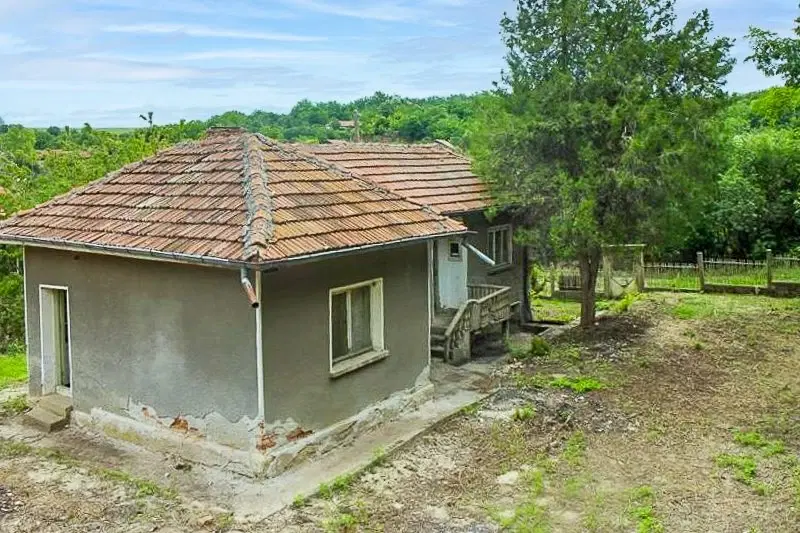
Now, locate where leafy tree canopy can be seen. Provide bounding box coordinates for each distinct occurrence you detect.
[471,0,734,325]
[747,6,800,86]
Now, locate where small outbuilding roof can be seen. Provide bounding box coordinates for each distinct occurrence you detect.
[297,141,491,215]
[0,129,466,267]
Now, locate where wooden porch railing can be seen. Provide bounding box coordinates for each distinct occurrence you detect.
[442,284,512,363]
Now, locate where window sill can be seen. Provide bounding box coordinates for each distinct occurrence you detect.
[330,349,389,379]
[488,263,513,275]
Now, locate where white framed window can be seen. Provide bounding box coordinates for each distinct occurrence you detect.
[329,278,386,377]
[488,225,513,266]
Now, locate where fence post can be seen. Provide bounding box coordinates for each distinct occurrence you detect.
[603,253,612,298]
[549,262,556,297]
[635,245,645,292]
[766,249,773,289]
[697,252,705,292]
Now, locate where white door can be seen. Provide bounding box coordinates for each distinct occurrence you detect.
[436,238,468,310]
[39,286,71,396]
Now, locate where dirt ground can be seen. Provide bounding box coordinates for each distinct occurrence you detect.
[2,292,800,532]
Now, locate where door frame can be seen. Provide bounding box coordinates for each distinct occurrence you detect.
[38,284,73,397]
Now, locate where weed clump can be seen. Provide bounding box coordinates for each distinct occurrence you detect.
[549,376,607,393]
[611,292,639,314]
[507,336,551,361]
[0,395,27,417]
[628,486,664,533]
[530,337,551,358]
[512,404,536,422]
[563,431,586,465]
[733,430,785,457]
[715,453,758,484]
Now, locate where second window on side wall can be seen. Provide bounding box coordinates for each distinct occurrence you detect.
[488,225,512,266]
[330,279,384,366]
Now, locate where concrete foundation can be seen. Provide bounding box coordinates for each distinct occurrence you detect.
[72,378,435,478]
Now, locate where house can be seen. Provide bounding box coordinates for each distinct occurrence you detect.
[298,140,529,361]
[0,128,471,475]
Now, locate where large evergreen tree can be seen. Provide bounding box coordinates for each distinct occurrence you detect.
[472,0,733,325]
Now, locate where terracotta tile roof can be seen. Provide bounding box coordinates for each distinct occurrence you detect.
[0,129,466,266]
[297,141,491,215]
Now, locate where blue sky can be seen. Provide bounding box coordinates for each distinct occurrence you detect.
[0,0,794,127]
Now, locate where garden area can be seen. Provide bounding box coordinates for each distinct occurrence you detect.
[2,292,800,531]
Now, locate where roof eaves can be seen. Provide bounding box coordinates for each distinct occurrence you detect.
[241,133,274,261]
[0,235,249,269]
[255,229,469,270]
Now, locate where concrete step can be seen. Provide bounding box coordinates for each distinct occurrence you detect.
[23,406,68,433]
[431,334,446,343]
[38,394,73,418]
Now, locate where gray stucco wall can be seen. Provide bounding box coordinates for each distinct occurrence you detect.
[261,243,429,430]
[24,247,258,423]
[461,212,526,305]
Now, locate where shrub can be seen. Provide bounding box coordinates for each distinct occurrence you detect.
[530,337,551,358]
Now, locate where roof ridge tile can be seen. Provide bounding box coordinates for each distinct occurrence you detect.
[242,133,274,261]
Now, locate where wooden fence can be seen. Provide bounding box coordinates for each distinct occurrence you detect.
[642,251,800,296]
[542,250,800,299]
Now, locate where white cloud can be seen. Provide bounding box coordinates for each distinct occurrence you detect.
[82,48,368,66]
[103,23,325,42]
[79,0,295,20]
[6,57,200,82]
[281,0,423,22]
[0,33,41,54]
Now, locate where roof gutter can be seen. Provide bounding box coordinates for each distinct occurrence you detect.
[0,236,250,269]
[252,229,469,270]
[0,228,468,271]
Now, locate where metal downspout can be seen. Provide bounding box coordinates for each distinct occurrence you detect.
[241,269,265,421]
[255,271,265,421]
[464,241,496,267]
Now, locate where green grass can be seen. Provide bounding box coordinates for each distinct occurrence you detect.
[291,494,308,509]
[514,373,608,393]
[492,468,549,532]
[563,431,587,466]
[507,337,552,362]
[715,453,758,485]
[733,431,786,457]
[322,500,369,532]
[792,466,800,511]
[0,395,28,416]
[670,295,731,320]
[532,297,583,323]
[0,438,34,457]
[548,376,607,393]
[318,472,356,499]
[0,348,27,390]
[512,404,536,422]
[646,265,800,289]
[627,486,664,533]
[644,272,701,291]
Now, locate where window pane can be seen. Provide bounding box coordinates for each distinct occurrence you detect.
[499,230,509,263]
[331,292,349,361]
[350,285,372,354]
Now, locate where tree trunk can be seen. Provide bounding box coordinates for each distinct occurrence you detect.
[521,246,534,323]
[578,248,602,327]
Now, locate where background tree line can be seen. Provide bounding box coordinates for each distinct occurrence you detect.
[0,0,799,333]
